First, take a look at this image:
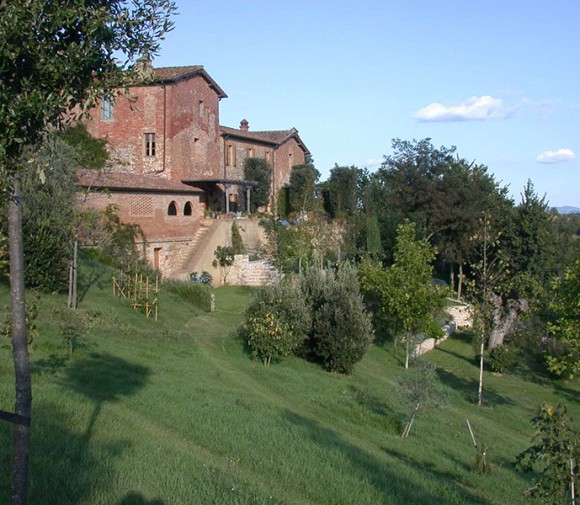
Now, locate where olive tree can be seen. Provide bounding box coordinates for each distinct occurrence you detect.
[0,2,176,503]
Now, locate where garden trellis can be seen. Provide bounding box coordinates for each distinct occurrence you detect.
[113,272,159,320]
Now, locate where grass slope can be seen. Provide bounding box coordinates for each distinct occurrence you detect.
[0,268,578,505]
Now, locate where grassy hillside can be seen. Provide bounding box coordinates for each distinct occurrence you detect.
[0,264,578,504]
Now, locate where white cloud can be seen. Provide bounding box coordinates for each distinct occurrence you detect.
[364,158,383,169]
[536,148,576,164]
[414,95,507,122]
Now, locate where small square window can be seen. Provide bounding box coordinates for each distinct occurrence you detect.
[144,133,156,157]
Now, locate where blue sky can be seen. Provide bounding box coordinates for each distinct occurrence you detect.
[154,0,579,207]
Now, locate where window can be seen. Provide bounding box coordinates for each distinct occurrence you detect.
[288,152,293,168]
[227,144,236,167]
[247,147,255,158]
[101,95,114,120]
[167,201,177,216]
[144,133,156,157]
[184,201,193,216]
[198,100,204,117]
[265,150,271,163]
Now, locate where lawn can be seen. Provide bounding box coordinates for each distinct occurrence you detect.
[0,267,578,505]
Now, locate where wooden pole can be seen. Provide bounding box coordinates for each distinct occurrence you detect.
[466,419,477,447]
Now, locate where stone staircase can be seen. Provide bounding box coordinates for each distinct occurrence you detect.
[171,219,216,279]
[233,256,280,287]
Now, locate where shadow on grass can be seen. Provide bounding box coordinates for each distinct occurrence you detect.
[436,368,515,407]
[62,352,151,441]
[349,385,405,434]
[0,401,133,504]
[76,250,112,304]
[31,353,70,375]
[117,492,165,505]
[380,445,489,503]
[433,345,477,366]
[283,410,491,505]
[552,381,580,405]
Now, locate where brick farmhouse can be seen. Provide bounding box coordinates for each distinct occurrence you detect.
[77,59,309,277]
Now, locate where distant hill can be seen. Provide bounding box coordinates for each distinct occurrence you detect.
[552,206,580,214]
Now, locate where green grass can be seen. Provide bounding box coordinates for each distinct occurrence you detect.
[0,267,578,505]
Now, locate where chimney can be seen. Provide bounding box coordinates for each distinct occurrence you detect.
[136,56,153,78]
[240,119,249,132]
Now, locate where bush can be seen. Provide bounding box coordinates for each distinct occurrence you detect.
[423,319,445,340]
[240,279,310,365]
[301,266,374,373]
[164,280,212,312]
[487,345,518,373]
[231,222,244,254]
[190,271,213,286]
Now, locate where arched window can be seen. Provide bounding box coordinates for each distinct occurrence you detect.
[184,201,193,216]
[168,201,177,216]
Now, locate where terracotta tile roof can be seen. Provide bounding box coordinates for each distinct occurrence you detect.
[149,65,227,99]
[152,65,204,81]
[220,125,310,154]
[76,169,201,193]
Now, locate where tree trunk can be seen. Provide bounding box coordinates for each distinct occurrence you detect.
[457,264,463,301]
[67,237,78,309]
[7,173,32,505]
[477,331,485,407]
[487,292,529,349]
[450,266,455,298]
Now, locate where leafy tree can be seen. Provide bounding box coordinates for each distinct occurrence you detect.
[81,204,147,272]
[365,215,383,260]
[260,219,312,273]
[243,157,272,210]
[59,124,108,170]
[0,136,78,292]
[545,260,580,379]
[359,221,444,368]
[325,165,361,218]
[239,279,311,366]
[300,265,374,373]
[397,359,449,437]
[377,138,510,297]
[288,163,320,216]
[467,213,529,351]
[0,2,176,502]
[516,403,578,505]
[212,246,235,285]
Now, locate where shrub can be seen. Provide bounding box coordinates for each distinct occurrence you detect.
[423,319,445,340]
[301,266,374,373]
[516,403,579,505]
[231,222,244,254]
[487,345,518,373]
[164,280,212,312]
[190,271,213,286]
[240,279,310,365]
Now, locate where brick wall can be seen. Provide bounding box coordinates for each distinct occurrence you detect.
[81,190,205,241]
[84,75,222,182]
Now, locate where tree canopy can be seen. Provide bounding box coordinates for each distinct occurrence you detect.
[243,157,272,210]
[288,163,320,216]
[0,2,176,503]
